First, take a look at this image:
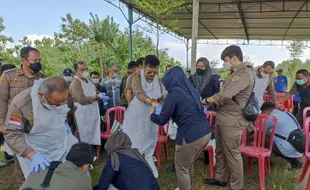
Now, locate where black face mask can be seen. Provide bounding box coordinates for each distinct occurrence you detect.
[196,68,206,76]
[29,62,42,73]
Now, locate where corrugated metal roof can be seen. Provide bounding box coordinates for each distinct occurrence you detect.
[120,0,310,41]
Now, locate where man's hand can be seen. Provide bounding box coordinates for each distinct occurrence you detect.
[150,106,155,115]
[0,124,4,133]
[30,153,51,173]
[151,101,159,107]
[201,98,214,107]
[275,100,283,109]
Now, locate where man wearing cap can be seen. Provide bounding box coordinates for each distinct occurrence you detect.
[0,46,46,184]
[63,68,74,84]
[274,69,288,93]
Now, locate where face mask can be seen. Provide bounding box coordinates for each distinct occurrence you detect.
[81,71,89,79]
[223,62,231,71]
[64,76,72,83]
[261,72,269,78]
[196,68,206,76]
[29,62,42,73]
[295,79,305,86]
[92,79,99,84]
[112,73,118,78]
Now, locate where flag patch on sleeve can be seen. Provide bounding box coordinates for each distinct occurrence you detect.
[8,117,22,126]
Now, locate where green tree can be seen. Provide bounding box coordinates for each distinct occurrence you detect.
[132,0,186,56]
[287,41,306,59]
[0,17,18,64]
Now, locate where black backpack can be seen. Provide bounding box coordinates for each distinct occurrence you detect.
[274,113,308,153]
[243,79,259,122]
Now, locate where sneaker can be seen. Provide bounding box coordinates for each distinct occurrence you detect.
[203,178,228,187]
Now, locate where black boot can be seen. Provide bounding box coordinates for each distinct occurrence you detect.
[203,178,227,187]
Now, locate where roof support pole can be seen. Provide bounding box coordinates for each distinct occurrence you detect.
[128,5,134,61]
[186,39,190,70]
[191,0,199,74]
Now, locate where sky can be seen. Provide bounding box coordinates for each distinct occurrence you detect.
[1,0,310,68]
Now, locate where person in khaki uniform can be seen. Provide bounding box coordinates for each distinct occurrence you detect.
[0,46,45,184]
[125,57,145,104]
[203,45,253,190]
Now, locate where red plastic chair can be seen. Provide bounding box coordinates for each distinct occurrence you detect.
[298,117,310,189]
[203,111,216,178]
[96,106,126,160]
[303,107,310,129]
[155,122,170,169]
[240,114,278,190]
[276,93,294,112]
[263,94,271,102]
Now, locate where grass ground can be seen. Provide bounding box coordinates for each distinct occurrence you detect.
[0,143,306,190]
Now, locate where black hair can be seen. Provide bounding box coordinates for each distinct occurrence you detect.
[186,70,191,73]
[20,46,39,58]
[127,61,137,69]
[261,102,276,112]
[263,61,275,69]
[296,69,309,77]
[73,61,86,71]
[221,45,243,62]
[144,55,160,68]
[66,143,95,167]
[0,64,16,75]
[136,57,145,66]
[90,71,100,77]
[165,65,173,71]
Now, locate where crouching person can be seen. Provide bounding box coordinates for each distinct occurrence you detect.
[261,102,303,168]
[20,142,94,190]
[93,131,160,190]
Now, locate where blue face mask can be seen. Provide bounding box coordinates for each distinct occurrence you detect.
[295,79,305,86]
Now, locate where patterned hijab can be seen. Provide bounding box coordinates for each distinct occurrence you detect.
[104,131,152,171]
[192,57,213,94]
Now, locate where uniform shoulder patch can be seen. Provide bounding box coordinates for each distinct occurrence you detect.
[231,76,240,81]
[10,79,23,83]
[11,112,22,119]
[0,77,6,82]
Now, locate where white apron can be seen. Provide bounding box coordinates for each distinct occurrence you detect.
[122,70,162,178]
[18,79,78,179]
[74,77,101,145]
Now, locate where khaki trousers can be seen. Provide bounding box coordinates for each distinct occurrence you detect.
[175,134,211,190]
[14,155,25,185]
[214,125,244,190]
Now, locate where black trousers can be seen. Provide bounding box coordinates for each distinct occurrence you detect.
[293,101,299,117]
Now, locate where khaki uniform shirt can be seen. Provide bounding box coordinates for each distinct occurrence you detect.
[131,72,164,104]
[213,63,254,128]
[69,78,96,105]
[0,66,46,124]
[3,88,35,157]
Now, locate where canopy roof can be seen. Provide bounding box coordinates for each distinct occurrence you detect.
[120,0,310,41]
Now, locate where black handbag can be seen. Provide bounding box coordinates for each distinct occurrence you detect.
[274,113,308,153]
[243,79,259,122]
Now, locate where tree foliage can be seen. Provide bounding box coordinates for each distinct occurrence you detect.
[0,14,182,78]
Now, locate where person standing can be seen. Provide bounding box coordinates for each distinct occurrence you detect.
[0,46,46,184]
[274,69,288,93]
[189,57,220,111]
[185,70,191,78]
[203,45,253,190]
[276,69,310,128]
[90,71,106,93]
[69,61,105,147]
[101,66,122,108]
[122,55,163,178]
[0,64,17,168]
[63,68,74,84]
[150,67,212,190]
[253,61,276,108]
[120,61,137,108]
[125,58,145,104]
[4,77,78,180]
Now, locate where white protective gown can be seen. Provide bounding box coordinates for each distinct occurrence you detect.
[122,70,162,178]
[74,77,101,145]
[18,79,78,179]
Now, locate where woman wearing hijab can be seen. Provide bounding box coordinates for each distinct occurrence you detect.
[150,66,212,190]
[189,57,220,111]
[94,131,159,190]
